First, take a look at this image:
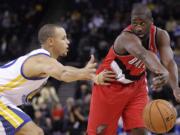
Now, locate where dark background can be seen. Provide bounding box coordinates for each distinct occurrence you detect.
[0,0,180,135]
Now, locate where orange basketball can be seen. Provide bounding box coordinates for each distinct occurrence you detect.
[143,99,177,134]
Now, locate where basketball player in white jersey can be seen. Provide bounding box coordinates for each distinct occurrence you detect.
[0,24,116,135]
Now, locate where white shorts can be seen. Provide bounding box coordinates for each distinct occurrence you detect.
[0,96,32,135]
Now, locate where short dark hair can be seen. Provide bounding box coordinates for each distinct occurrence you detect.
[131,3,152,19]
[38,24,60,44]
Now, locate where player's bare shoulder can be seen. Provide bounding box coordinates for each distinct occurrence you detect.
[156,27,170,47]
[24,54,52,67]
[22,54,54,78]
[157,27,170,38]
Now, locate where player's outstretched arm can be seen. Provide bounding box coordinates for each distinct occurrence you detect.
[59,55,97,82]
[157,29,180,102]
[114,32,169,87]
[22,54,97,82]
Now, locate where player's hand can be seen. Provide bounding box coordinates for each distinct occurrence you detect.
[173,87,180,103]
[151,71,169,91]
[83,55,97,80]
[93,70,116,85]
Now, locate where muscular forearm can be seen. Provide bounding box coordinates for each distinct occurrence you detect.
[140,51,168,74]
[164,60,179,89]
[60,66,87,82]
[64,66,80,70]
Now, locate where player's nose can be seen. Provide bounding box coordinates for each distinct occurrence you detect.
[136,26,143,32]
[66,38,70,44]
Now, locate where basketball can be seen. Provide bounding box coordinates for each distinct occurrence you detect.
[143,99,177,134]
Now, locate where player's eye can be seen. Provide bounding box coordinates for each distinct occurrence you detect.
[62,35,66,40]
[140,22,145,26]
[132,22,138,26]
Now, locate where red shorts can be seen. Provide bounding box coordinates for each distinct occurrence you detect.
[87,78,149,135]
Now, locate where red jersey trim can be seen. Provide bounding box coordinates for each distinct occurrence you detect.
[149,25,158,53]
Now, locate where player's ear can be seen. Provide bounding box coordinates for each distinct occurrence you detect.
[47,37,54,47]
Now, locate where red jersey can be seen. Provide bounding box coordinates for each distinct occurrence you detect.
[97,24,158,84]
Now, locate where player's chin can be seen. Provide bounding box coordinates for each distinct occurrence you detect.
[62,52,68,57]
[138,34,145,38]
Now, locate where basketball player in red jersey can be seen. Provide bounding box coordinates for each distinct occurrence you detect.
[87,3,180,135]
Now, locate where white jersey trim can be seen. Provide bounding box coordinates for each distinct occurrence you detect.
[111,61,133,84]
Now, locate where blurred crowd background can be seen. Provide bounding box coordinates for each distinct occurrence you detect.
[0,0,180,135]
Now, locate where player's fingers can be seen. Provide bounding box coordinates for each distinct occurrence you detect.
[153,81,165,87]
[105,71,116,75]
[175,96,180,103]
[155,87,162,91]
[153,74,166,80]
[151,84,162,91]
[104,74,116,78]
[92,63,97,68]
[103,71,116,77]
[152,84,163,91]
[152,77,166,85]
[88,55,95,64]
[152,76,162,82]
[153,75,168,83]
[101,82,111,85]
[103,70,116,74]
[176,95,180,99]
[174,92,180,101]
[102,73,115,79]
[159,75,168,83]
[86,63,97,69]
[152,87,162,91]
[88,63,97,68]
[104,77,116,82]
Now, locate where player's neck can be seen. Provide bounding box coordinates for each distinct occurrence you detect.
[51,53,59,59]
[41,44,58,59]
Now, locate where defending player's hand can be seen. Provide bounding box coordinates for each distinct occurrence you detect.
[83,55,97,80]
[173,87,180,103]
[151,71,169,91]
[94,70,116,85]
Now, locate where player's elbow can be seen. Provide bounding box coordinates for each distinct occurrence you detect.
[135,50,147,61]
[44,66,63,80]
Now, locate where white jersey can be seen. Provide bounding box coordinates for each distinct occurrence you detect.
[0,48,50,106]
